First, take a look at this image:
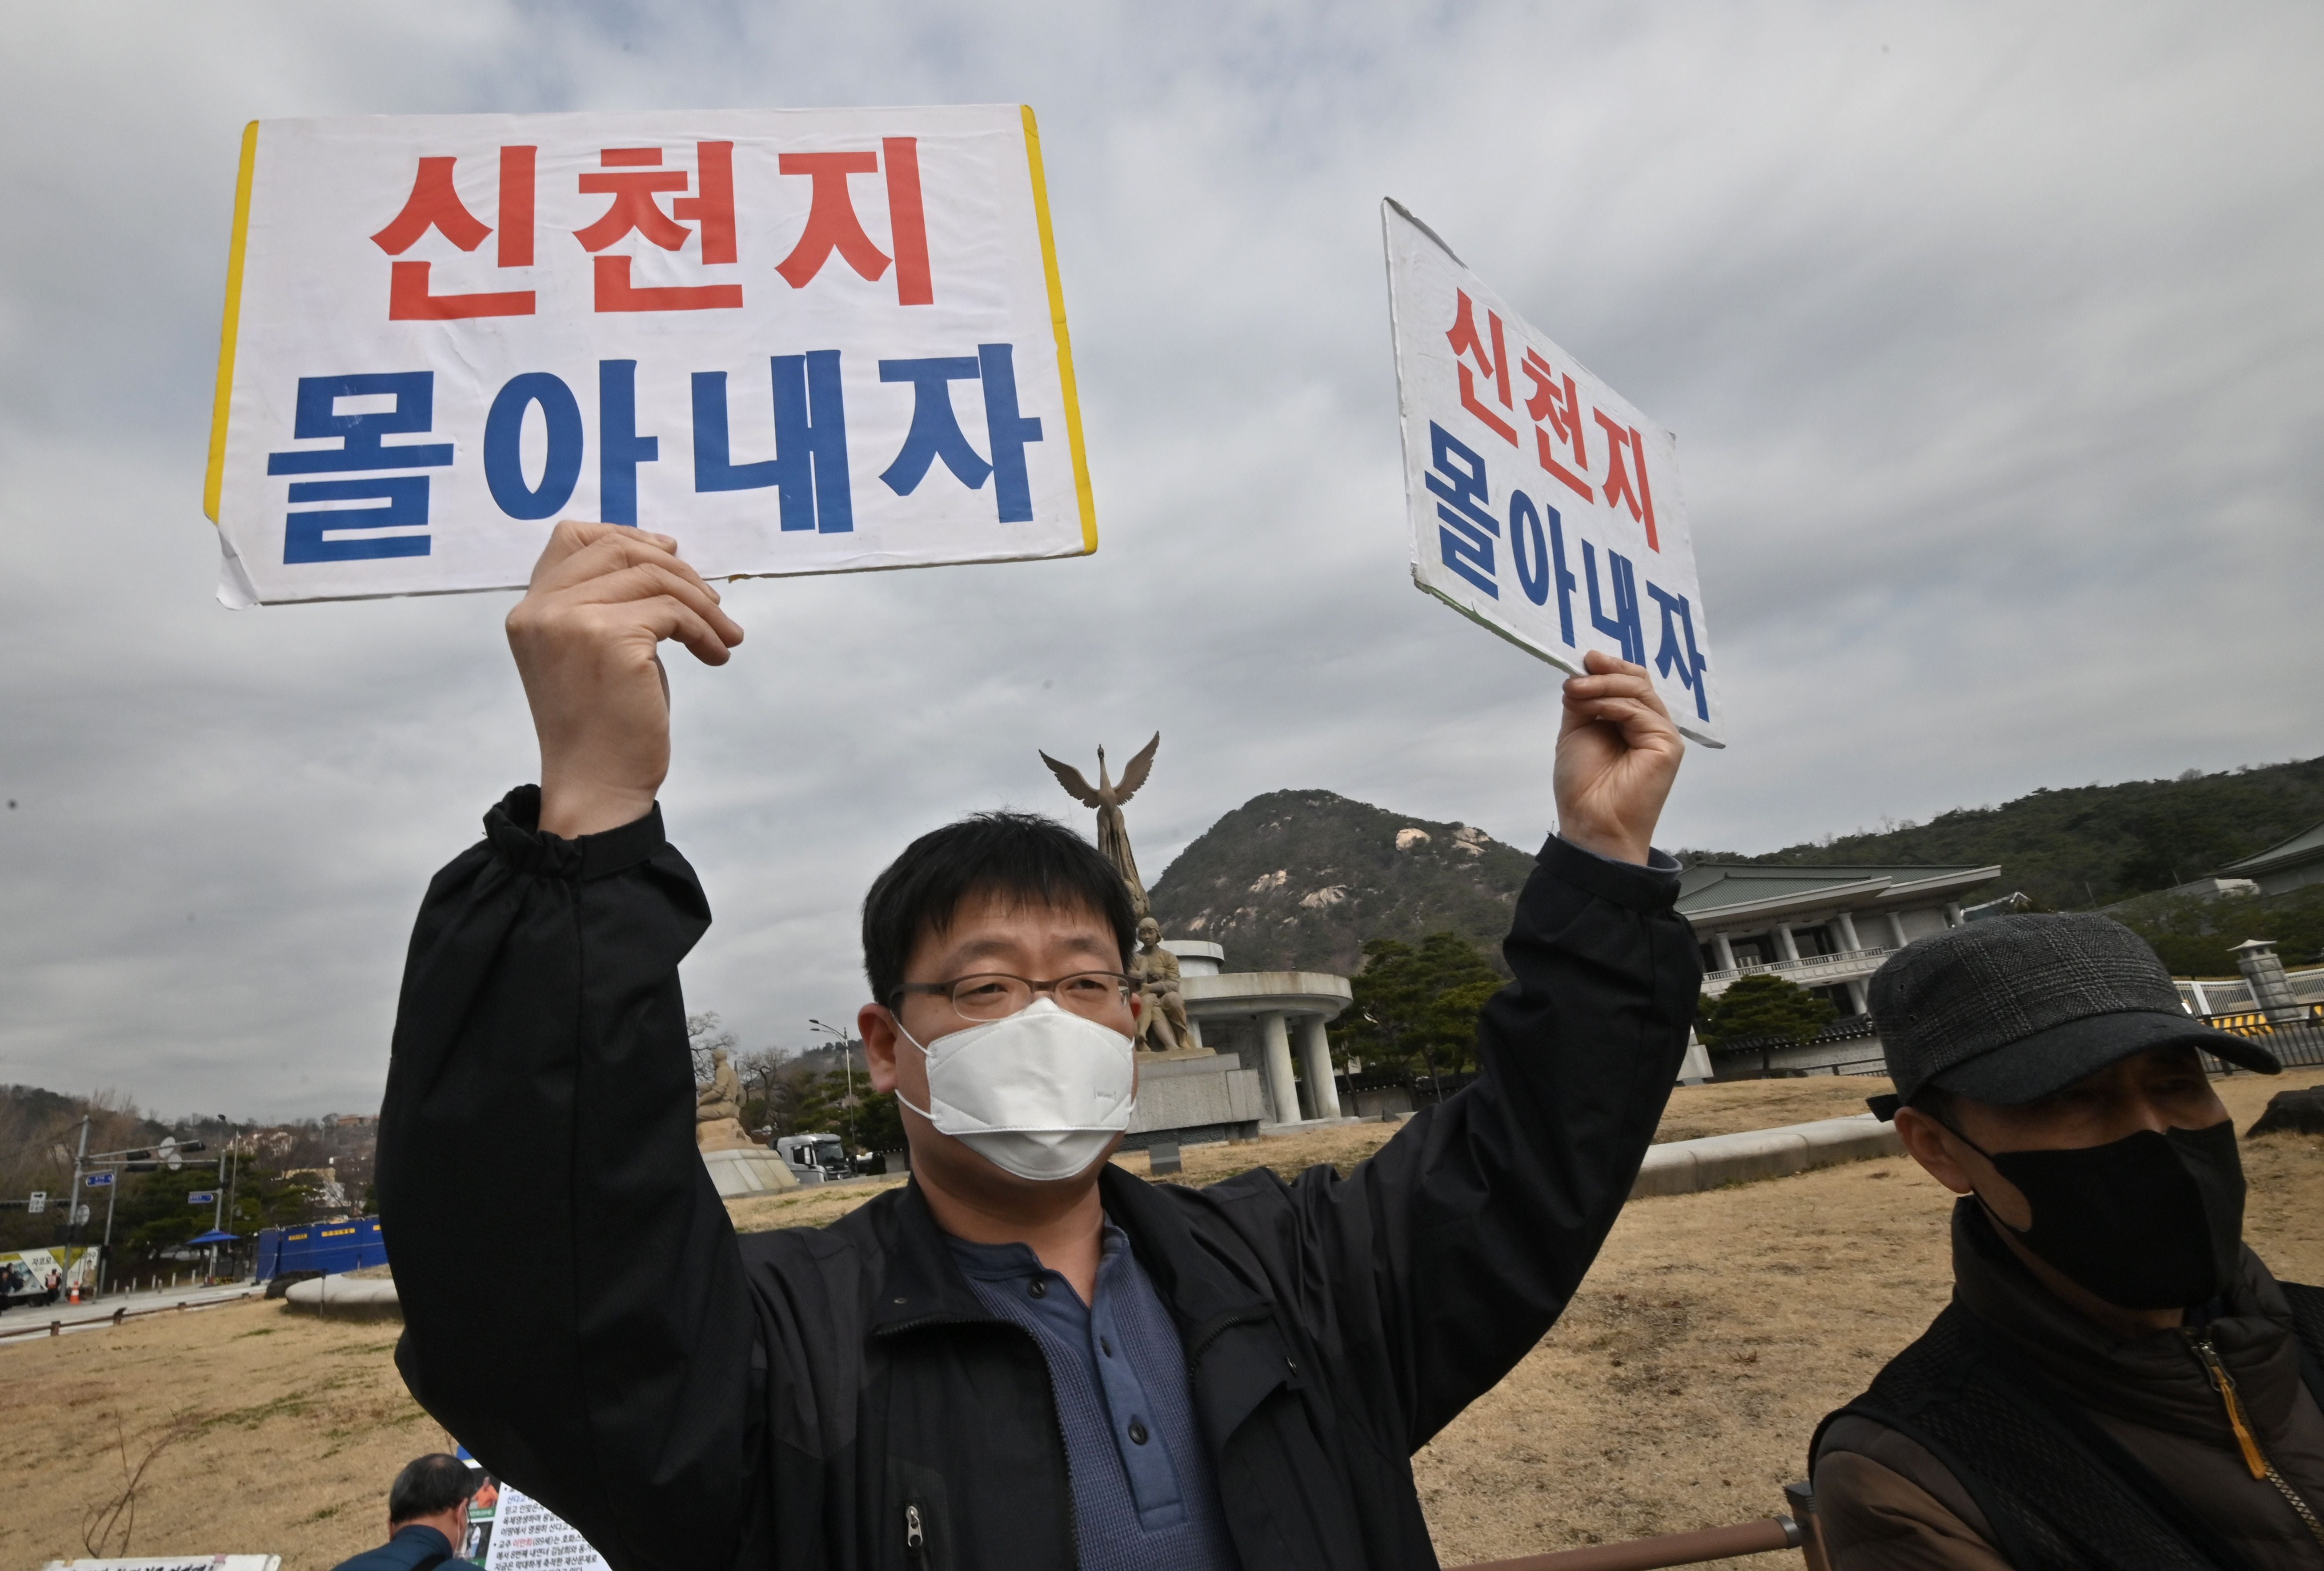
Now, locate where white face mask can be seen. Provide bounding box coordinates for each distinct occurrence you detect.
[894,996,1138,1182]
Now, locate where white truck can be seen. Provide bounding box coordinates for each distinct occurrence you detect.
[775,1133,852,1186]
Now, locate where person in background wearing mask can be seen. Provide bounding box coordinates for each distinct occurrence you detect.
[1811,914,2324,1571]
[379,523,1699,1571]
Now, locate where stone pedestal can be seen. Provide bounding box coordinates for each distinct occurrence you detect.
[701,1146,801,1197]
[697,1117,761,1152]
[1122,1051,1265,1150]
[698,1118,798,1197]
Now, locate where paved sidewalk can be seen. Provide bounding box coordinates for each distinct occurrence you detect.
[0,1280,257,1342]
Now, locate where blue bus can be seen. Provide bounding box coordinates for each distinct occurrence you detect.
[256,1217,386,1281]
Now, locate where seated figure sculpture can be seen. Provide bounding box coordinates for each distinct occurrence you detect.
[1132,917,1195,1053]
[693,1046,755,1150]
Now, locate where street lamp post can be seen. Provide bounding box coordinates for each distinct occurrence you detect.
[64,1116,90,1254]
[219,1134,242,1279]
[98,1172,119,1295]
[806,1018,860,1170]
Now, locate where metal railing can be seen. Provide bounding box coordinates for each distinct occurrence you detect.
[1703,946,1895,986]
[2204,1017,2324,1071]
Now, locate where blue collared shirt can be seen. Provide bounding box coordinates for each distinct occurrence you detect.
[947,1221,1240,1571]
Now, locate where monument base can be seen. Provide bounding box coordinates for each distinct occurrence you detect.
[1124,1051,1265,1150]
[701,1145,801,1197]
[697,1117,762,1153]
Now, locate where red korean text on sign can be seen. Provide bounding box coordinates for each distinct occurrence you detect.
[574,143,743,313]
[774,138,934,306]
[371,148,538,320]
[1519,349,1593,505]
[1594,409,1659,551]
[1445,290,1516,446]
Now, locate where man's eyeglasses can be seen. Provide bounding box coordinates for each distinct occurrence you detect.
[892,971,1137,1023]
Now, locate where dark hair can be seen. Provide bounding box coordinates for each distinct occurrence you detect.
[861,811,1137,1005]
[388,1454,474,1525]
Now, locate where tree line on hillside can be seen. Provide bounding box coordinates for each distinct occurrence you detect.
[1688,756,2324,914]
[0,1086,365,1270]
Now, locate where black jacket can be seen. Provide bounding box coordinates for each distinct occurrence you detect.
[378,789,1699,1571]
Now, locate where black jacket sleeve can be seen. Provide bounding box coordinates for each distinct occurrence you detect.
[1206,834,1699,1450]
[377,789,754,1571]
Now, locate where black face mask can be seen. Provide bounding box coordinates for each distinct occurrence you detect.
[1968,1120,2246,1311]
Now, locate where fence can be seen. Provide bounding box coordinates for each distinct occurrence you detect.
[2201,1016,2324,1072]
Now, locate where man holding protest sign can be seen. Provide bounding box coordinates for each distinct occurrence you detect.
[379,520,1701,1570]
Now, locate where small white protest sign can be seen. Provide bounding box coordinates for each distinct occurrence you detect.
[205,106,1095,606]
[1382,200,1723,746]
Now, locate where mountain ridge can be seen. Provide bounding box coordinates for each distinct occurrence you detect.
[1145,756,2324,974]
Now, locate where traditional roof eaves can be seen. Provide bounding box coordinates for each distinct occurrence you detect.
[1676,862,2002,924]
[2216,820,2324,877]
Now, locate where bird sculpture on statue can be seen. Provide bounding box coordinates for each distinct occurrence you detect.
[1038,733,1160,918]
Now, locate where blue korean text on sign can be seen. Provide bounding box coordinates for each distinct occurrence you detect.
[188,1191,219,1206]
[266,372,451,563]
[878,344,1043,522]
[85,1172,115,1188]
[691,352,854,533]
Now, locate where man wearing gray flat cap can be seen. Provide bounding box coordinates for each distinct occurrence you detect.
[1808,913,2324,1571]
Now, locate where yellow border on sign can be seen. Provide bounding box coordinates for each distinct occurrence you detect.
[203,120,260,524]
[1020,105,1097,555]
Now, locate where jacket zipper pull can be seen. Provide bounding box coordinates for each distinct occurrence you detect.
[2184,1329,2268,1480]
[2186,1329,2324,1553]
[904,1502,925,1554]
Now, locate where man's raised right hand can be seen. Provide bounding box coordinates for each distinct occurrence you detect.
[505,521,745,839]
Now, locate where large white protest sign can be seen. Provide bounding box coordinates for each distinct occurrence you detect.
[481,1485,609,1571]
[204,106,1095,606]
[1383,200,1723,746]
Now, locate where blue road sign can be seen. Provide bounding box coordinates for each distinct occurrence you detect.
[84,1172,115,1189]
[188,1191,218,1206]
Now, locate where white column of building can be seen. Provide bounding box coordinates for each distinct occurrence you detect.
[1775,926,1801,964]
[1295,1016,1342,1120]
[1835,911,1863,953]
[1845,978,1870,1014]
[1258,1011,1299,1126]
[1712,933,1737,972]
[1887,913,1909,949]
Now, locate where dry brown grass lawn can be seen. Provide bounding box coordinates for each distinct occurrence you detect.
[2,1067,2312,1571]
[0,1302,461,1570]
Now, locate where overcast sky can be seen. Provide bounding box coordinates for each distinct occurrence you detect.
[2,3,2318,1121]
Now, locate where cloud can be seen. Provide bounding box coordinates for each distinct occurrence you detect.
[0,1,2318,1116]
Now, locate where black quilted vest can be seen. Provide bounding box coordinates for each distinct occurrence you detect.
[1811,1280,2324,1571]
